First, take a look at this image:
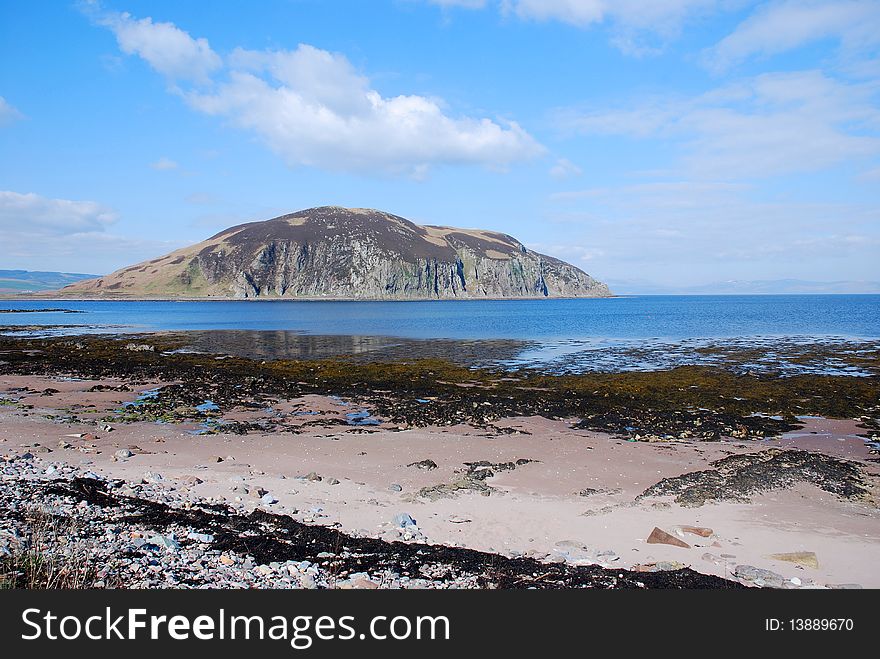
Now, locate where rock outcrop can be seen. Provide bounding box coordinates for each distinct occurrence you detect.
[60,206,610,299]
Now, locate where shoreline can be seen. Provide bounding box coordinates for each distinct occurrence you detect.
[1,334,878,589]
[0,294,619,302]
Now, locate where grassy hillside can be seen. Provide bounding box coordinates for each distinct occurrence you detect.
[0,270,99,294]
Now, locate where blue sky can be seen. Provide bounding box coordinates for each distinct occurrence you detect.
[1,0,879,290]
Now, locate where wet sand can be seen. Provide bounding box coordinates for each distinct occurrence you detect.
[2,373,878,588]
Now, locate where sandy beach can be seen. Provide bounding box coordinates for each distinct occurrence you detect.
[2,371,877,589]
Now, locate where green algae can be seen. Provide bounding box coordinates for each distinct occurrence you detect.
[1,334,877,440]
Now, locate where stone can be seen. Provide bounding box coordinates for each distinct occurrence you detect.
[187,532,214,543]
[646,527,691,548]
[147,534,180,553]
[179,475,204,486]
[393,513,416,528]
[679,525,713,538]
[768,551,819,569]
[260,493,278,505]
[408,459,438,471]
[339,578,379,589]
[389,483,402,492]
[115,449,134,459]
[734,564,787,588]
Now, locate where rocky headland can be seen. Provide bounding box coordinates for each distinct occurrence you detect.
[55,207,610,300]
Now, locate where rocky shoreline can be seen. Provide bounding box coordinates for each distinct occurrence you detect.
[0,457,737,589]
[1,333,878,589]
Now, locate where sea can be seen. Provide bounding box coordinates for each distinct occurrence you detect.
[2,295,879,374]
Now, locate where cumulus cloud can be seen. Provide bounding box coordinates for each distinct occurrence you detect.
[0,190,181,272]
[150,157,179,170]
[97,11,221,83]
[189,44,542,176]
[0,190,118,235]
[0,97,24,125]
[91,10,543,177]
[556,70,880,178]
[706,0,880,71]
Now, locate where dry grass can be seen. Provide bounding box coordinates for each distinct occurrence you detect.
[0,508,108,589]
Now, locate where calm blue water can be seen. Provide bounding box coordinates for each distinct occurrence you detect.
[0,295,878,341]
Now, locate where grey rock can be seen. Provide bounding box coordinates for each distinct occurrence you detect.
[187,532,215,543]
[393,513,416,527]
[147,534,180,553]
[734,564,787,588]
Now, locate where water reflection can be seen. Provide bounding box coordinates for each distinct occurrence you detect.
[167,330,533,368]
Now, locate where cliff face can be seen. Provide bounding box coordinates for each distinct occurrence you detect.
[61,206,611,299]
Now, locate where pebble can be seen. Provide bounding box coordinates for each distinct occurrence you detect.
[187,532,214,543]
[393,513,416,527]
[734,564,787,588]
[147,534,180,553]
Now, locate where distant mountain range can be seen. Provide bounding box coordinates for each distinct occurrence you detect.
[55,206,610,299]
[607,278,880,295]
[0,269,98,294]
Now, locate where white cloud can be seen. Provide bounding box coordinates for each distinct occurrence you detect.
[528,241,604,263]
[98,11,221,83]
[549,158,583,179]
[150,157,179,170]
[203,46,543,175]
[92,12,542,177]
[433,0,736,54]
[0,191,118,235]
[543,179,880,282]
[0,190,181,273]
[557,70,880,178]
[0,97,24,125]
[706,0,880,71]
